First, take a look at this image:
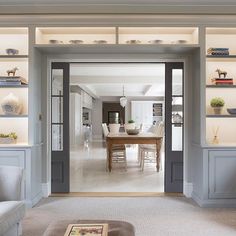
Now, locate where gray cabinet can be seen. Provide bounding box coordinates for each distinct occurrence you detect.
[209,150,236,199]
[0,146,42,207]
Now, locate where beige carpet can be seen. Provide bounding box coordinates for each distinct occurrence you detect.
[22,197,236,236]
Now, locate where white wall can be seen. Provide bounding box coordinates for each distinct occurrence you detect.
[91,96,164,138]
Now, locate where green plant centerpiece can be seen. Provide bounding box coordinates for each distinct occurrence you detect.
[125,119,136,131]
[210,97,225,115]
[0,132,17,144]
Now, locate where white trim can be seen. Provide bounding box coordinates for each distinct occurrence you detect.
[42,182,50,197]
[31,191,43,207]
[183,182,193,198]
[192,190,236,207]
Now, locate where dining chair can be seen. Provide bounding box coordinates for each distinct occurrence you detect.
[139,122,164,171]
[109,123,120,134]
[102,123,127,170]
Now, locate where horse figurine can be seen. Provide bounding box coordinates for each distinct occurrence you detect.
[216,68,227,78]
[6,67,18,76]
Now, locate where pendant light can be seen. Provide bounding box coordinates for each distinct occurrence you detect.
[120,85,127,108]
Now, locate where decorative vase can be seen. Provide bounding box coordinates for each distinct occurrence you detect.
[125,123,135,131]
[212,135,219,144]
[213,107,223,115]
[0,137,17,144]
[1,93,22,115]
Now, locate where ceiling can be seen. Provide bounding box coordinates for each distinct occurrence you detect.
[70,63,182,97]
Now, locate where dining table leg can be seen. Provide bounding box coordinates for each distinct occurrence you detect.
[107,140,112,172]
[156,139,161,172]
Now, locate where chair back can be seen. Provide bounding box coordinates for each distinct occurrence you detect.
[152,122,164,137]
[102,123,109,137]
[109,123,120,134]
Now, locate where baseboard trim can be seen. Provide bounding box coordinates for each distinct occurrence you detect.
[183,182,193,198]
[32,191,43,207]
[192,191,236,207]
[42,182,50,197]
[191,190,203,206]
[50,192,184,197]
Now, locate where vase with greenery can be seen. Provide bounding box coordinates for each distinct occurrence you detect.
[125,119,136,131]
[0,132,17,144]
[210,97,225,115]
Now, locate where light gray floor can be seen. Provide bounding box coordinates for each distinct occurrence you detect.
[22,196,236,236]
[70,140,164,192]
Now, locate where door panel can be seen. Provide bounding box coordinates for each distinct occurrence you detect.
[165,62,184,193]
[51,62,70,193]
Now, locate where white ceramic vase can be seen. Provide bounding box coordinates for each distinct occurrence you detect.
[125,123,136,131]
[1,93,22,115]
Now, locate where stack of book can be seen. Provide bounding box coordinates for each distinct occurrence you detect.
[207,48,229,56]
[212,77,233,85]
[0,76,27,86]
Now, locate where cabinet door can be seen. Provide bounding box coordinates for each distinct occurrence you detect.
[0,150,25,167]
[209,150,236,199]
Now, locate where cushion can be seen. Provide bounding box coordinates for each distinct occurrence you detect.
[43,220,135,236]
[0,166,23,201]
[0,201,25,235]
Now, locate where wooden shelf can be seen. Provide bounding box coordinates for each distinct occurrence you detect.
[34,44,200,54]
[0,84,28,88]
[0,55,28,58]
[206,114,236,118]
[206,55,236,61]
[0,115,28,118]
[206,85,236,88]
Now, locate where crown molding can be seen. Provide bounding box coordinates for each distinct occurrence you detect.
[0,4,236,15]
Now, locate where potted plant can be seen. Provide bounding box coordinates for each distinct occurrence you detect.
[125,119,136,131]
[210,97,225,114]
[0,132,17,144]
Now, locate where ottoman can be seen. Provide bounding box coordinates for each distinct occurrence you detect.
[43,220,135,236]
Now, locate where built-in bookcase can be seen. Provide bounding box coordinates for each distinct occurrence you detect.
[206,27,236,146]
[0,28,28,144]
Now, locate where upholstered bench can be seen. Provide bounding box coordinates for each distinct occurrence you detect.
[43,219,135,236]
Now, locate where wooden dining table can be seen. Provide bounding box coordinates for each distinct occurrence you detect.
[106,132,162,172]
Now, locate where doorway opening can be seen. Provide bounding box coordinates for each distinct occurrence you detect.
[51,62,184,193]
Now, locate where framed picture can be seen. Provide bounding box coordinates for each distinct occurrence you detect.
[64,223,108,236]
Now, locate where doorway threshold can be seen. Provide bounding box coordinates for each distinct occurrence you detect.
[50,192,183,197]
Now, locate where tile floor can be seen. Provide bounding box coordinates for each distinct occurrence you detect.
[70,140,164,192]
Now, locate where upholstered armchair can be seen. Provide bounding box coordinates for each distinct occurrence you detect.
[0,166,26,236]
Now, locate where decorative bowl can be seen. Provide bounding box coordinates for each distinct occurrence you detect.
[177,39,187,44]
[69,40,84,44]
[6,48,19,55]
[94,40,107,44]
[126,40,141,44]
[49,39,63,44]
[148,39,163,44]
[227,108,236,115]
[126,129,140,135]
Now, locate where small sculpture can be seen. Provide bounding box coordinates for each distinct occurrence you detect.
[216,68,227,78]
[6,67,18,76]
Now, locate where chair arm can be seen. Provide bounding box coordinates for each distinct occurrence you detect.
[0,166,23,201]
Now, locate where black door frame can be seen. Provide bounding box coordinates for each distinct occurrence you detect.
[49,61,185,193]
[165,62,184,193]
[51,62,70,193]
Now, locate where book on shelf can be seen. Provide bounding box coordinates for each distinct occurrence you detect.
[211,78,234,85]
[207,47,229,56]
[64,224,108,236]
[0,76,28,85]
